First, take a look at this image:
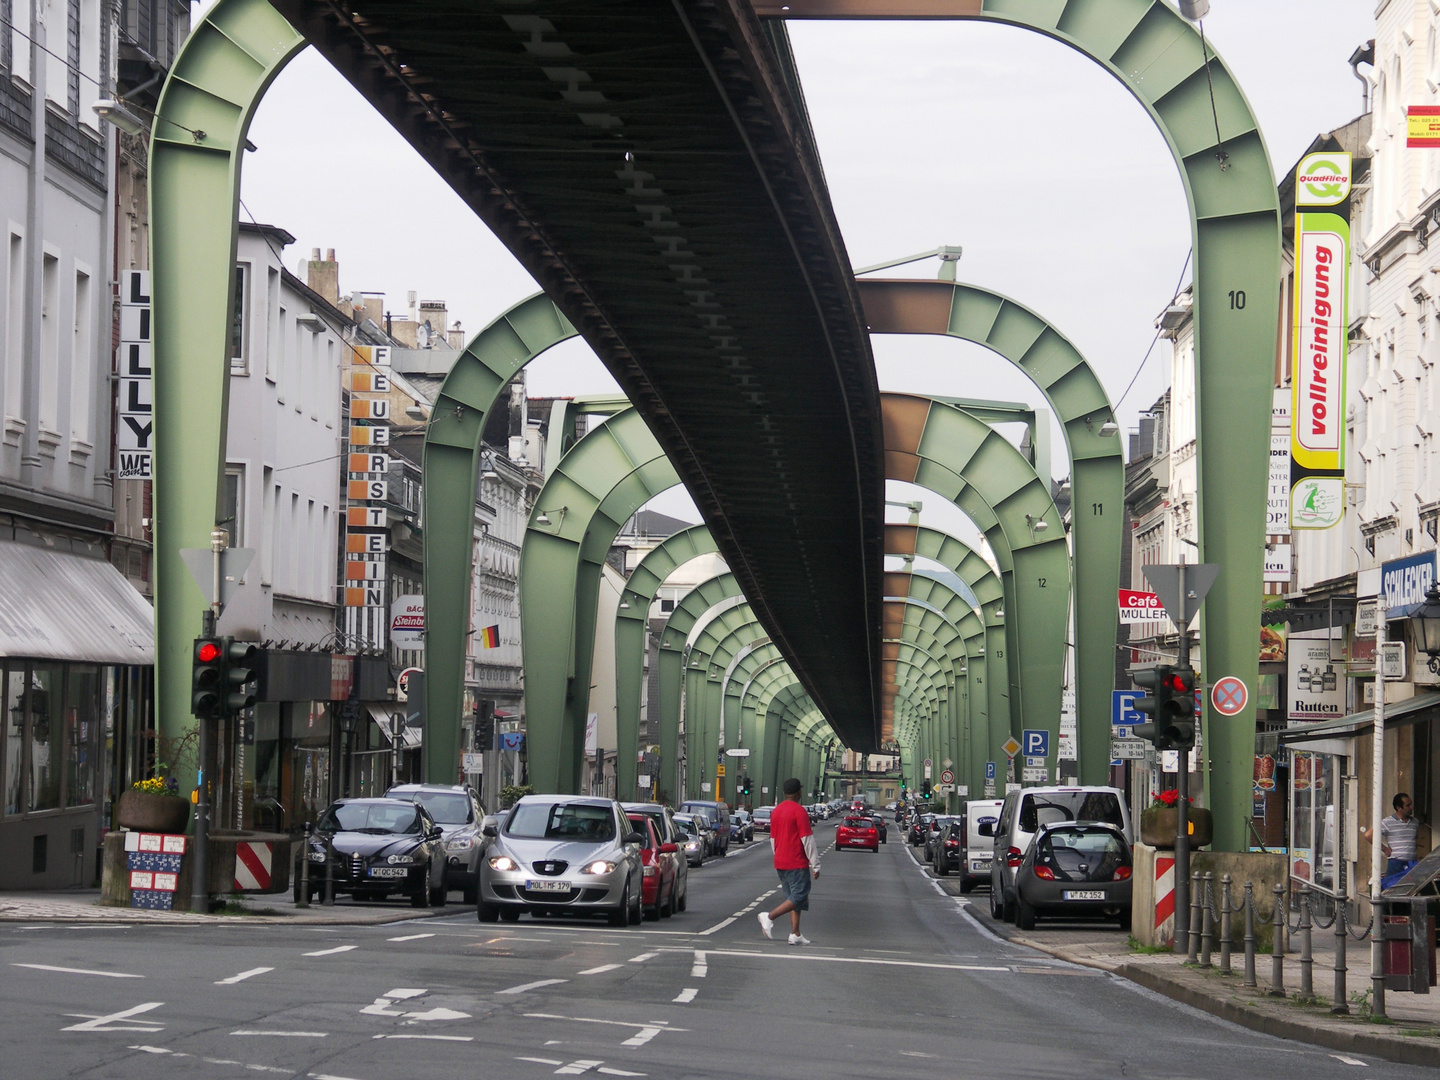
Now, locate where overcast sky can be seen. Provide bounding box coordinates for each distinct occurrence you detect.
[238,2,1375,527]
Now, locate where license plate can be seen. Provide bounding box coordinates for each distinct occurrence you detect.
[1063,890,1105,901]
[525,879,572,893]
[368,867,407,878]
[970,860,990,872]
[849,839,867,845]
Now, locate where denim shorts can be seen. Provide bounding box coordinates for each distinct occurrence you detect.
[776,867,812,911]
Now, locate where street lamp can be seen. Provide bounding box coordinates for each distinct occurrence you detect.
[1406,582,1440,674]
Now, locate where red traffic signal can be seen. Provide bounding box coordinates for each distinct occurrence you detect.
[192,637,224,718]
[196,640,221,664]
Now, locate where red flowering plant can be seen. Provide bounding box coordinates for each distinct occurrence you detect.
[1150,789,1193,809]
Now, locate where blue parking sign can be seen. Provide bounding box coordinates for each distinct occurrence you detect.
[1112,689,1147,737]
[984,761,996,781]
[1022,729,1049,758]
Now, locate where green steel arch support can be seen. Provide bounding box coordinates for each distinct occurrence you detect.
[893,598,986,793]
[864,282,1122,784]
[882,394,1069,768]
[681,603,767,803]
[519,409,680,793]
[613,524,721,801]
[742,661,806,796]
[730,647,789,796]
[764,0,1281,852]
[148,0,307,764]
[758,679,808,797]
[661,575,746,797]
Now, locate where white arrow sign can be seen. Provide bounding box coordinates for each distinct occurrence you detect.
[724,748,751,757]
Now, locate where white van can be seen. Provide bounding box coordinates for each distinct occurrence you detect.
[960,799,1004,893]
[980,786,1131,923]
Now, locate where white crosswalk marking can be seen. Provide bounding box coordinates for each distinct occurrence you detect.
[62,1002,165,1032]
[672,988,698,1003]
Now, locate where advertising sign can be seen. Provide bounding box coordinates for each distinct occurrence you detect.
[116,271,153,479]
[389,594,425,648]
[1118,589,1165,625]
[1268,389,1290,536]
[1263,544,1292,583]
[1408,105,1440,147]
[1382,551,1437,619]
[1260,597,1287,663]
[1287,629,1344,721]
[1291,153,1351,530]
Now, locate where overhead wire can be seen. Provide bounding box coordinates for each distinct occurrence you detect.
[1113,248,1193,413]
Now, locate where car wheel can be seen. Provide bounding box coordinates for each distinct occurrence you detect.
[477,901,499,923]
[462,881,479,906]
[1016,895,1037,931]
[410,883,430,908]
[959,877,972,893]
[936,861,947,877]
[500,908,521,922]
[429,881,446,907]
[628,879,643,925]
[608,883,630,928]
[989,886,1002,919]
[660,887,673,918]
[1001,890,1017,923]
[677,885,688,912]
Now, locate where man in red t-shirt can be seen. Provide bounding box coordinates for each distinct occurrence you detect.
[758,778,820,945]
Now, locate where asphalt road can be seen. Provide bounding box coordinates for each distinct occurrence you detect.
[4,820,1435,1080]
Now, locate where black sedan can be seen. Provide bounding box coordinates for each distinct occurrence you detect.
[907,813,935,846]
[297,798,447,907]
[866,814,888,843]
[1013,822,1133,930]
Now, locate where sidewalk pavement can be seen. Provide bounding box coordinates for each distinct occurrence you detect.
[0,888,457,926]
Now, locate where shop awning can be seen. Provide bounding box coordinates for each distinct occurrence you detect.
[0,540,154,664]
[366,704,421,747]
[1279,690,1440,745]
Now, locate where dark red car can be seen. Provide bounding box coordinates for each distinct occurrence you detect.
[627,813,678,919]
[835,815,880,853]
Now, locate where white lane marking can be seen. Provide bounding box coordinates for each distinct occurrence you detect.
[690,951,707,978]
[672,988,698,1003]
[497,978,568,995]
[956,902,1013,948]
[231,1030,327,1037]
[62,1002,165,1032]
[302,945,357,957]
[556,1061,605,1076]
[383,988,428,999]
[387,933,435,942]
[215,966,273,985]
[698,917,736,936]
[900,1050,935,1058]
[1330,1055,1368,1067]
[698,949,1008,973]
[597,1070,646,1077]
[310,1073,366,1080]
[14,962,143,979]
[523,1012,688,1034]
[375,1034,474,1041]
[128,1046,178,1056]
[627,952,658,964]
[518,1059,565,1067]
[622,1026,664,1048]
[577,964,623,976]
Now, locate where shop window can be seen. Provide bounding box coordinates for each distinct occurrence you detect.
[4,666,23,816]
[64,664,99,807]
[29,664,61,812]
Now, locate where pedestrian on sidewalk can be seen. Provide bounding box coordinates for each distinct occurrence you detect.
[758,777,820,946]
[1362,791,1420,879]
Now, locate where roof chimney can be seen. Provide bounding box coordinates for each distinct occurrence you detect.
[306,247,340,307]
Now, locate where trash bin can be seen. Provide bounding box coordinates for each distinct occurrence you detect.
[1380,849,1440,994]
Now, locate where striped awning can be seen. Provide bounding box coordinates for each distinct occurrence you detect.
[0,540,154,664]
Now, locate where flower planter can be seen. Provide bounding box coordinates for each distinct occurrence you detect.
[116,789,190,834]
[1139,805,1212,849]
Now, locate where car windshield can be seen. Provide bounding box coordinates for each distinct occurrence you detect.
[400,791,471,824]
[322,802,422,834]
[626,817,653,849]
[506,801,616,842]
[754,808,771,820]
[844,816,872,827]
[1036,827,1128,882]
[1019,791,1124,832]
[674,817,699,837]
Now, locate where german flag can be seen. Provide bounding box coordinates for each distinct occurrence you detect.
[480,624,500,649]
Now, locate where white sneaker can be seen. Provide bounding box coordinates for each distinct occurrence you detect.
[788,933,810,946]
[757,912,774,939]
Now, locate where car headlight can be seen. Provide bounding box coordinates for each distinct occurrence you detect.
[685,841,700,851]
[386,854,417,865]
[444,835,476,852]
[580,860,617,875]
[307,851,325,863]
[488,855,519,872]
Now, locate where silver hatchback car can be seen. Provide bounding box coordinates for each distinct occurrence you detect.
[478,795,644,926]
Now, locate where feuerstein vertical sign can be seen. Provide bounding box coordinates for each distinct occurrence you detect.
[1290,152,1351,530]
[345,345,392,612]
[115,271,153,479]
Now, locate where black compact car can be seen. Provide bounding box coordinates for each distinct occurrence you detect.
[297,798,447,907]
[1012,822,1133,930]
[866,814,888,843]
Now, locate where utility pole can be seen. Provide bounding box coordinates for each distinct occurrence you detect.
[1369,607,1387,1017]
[1172,562,1191,956]
[191,527,226,914]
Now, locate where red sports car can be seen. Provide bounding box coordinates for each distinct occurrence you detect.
[627,813,678,919]
[835,815,880,853]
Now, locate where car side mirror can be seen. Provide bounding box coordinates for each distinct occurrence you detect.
[625,831,645,846]
[977,822,994,837]
[428,826,443,840]
[482,823,499,838]
[660,843,678,854]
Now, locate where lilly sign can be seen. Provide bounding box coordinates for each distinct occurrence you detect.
[1383,552,1437,620]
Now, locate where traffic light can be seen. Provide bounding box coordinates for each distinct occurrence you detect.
[474,699,495,751]
[921,779,932,801]
[219,638,258,719]
[1129,664,1197,750]
[192,637,223,718]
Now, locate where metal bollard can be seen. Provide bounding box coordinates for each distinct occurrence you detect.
[1243,881,1257,988]
[1298,886,1313,998]
[1332,898,1348,1015]
[1219,874,1233,975]
[1200,872,1215,968]
[297,823,311,908]
[1188,870,1203,962]
[1268,882,1286,996]
[324,832,335,906]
